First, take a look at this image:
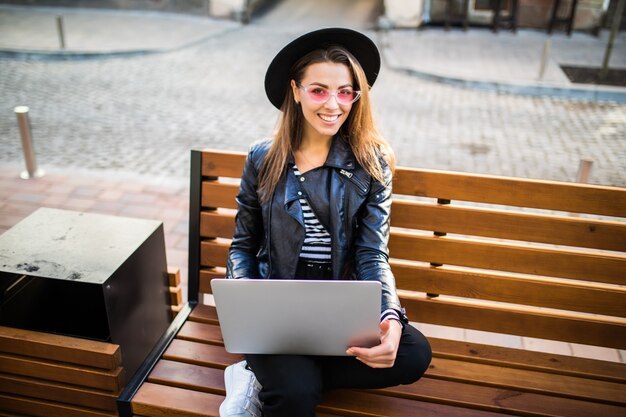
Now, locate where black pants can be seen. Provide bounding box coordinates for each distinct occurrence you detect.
[245,261,432,417]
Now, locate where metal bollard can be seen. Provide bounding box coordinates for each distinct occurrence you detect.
[537,39,551,81]
[56,15,66,49]
[14,106,44,179]
[576,159,593,184]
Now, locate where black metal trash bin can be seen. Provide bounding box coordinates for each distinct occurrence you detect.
[0,207,172,381]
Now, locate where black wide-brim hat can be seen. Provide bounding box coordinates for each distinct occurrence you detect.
[264,27,381,109]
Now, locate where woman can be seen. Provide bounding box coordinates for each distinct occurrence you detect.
[221,28,432,417]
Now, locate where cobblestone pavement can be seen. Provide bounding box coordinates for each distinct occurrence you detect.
[1,22,625,187]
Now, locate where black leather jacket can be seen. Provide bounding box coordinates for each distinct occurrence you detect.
[226,136,405,317]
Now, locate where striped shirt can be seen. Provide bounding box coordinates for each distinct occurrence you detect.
[293,165,401,324]
[293,165,332,263]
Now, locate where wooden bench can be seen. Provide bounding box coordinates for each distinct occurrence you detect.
[0,269,183,417]
[0,326,123,417]
[123,148,626,417]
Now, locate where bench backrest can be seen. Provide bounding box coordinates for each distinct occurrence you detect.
[189,149,626,350]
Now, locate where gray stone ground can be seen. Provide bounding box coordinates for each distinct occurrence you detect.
[0,1,625,187]
[1,21,625,187]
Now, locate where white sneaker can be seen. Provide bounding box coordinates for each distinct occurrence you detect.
[219,361,263,417]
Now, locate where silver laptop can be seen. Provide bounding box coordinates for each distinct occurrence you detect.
[211,279,381,356]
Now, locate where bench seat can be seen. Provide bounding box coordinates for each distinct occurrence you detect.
[130,305,626,417]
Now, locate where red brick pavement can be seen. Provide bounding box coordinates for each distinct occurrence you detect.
[0,166,190,301]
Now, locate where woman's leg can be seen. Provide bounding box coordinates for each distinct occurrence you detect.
[245,354,323,417]
[320,323,432,389]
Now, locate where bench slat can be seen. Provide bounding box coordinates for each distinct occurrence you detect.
[0,326,121,370]
[201,151,245,178]
[428,337,626,384]
[176,321,223,346]
[200,233,626,286]
[389,232,626,284]
[392,200,626,252]
[201,181,239,210]
[320,388,506,417]
[199,151,626,218]
[392,262,626,318]
[200,239,230,268]
[401,295,626,349]
[148,359,224,395]
[428,357,626,405]
[0,393,116,417]
[188,304,220,325]
[0,353,124,392]
[200,210,236,239]
[0,373,117,411]
[384,377,626,417]
[132,382,222,417]
[163,339,243,369]
[199,268,227,294]
[393,168,626,217]
[197,195,626,252]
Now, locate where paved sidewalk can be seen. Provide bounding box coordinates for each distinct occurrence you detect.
[0,5,240,56]
[1,4,625,364]
[1,4,624,98]
[382,27,626,102]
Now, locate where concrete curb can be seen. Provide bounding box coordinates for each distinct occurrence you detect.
[382,48,626,104]
[0,24,241,61]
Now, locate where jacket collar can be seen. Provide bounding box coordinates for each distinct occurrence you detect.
[325,135,356,170]
[287,135,356,171]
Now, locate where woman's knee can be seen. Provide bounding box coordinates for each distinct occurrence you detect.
[396,325,432,384]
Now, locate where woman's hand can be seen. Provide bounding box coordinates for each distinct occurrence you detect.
[346,319,403,368]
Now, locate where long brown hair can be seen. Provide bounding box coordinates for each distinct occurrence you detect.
[258,46,395,202]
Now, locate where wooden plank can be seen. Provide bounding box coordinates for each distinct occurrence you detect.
[176,321,223,346]
[391,261,626,317]
[201,150,245,178]
[201,181,239,210]
[320,388,506,417]
[0,326,121,370]
[401,295,626,349]
[0,353,124,392]
[389,232,626,285]
[428,337,626,384]
[148,360,224,395]
[393,168,626,217]
[132,382,222,417]
[199,268,226,295]
[188,304,220,325]
[200,210,236,239]
[171,303,183,318]
[427,357,626,405]
[0,393,116,417]
[391,200,626,252]
[163,339,243,369]
[200,239,230,269]
[168,267,181,286]
[170,286,183,307]
[382,377,626,417]
[0,372,118,411]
